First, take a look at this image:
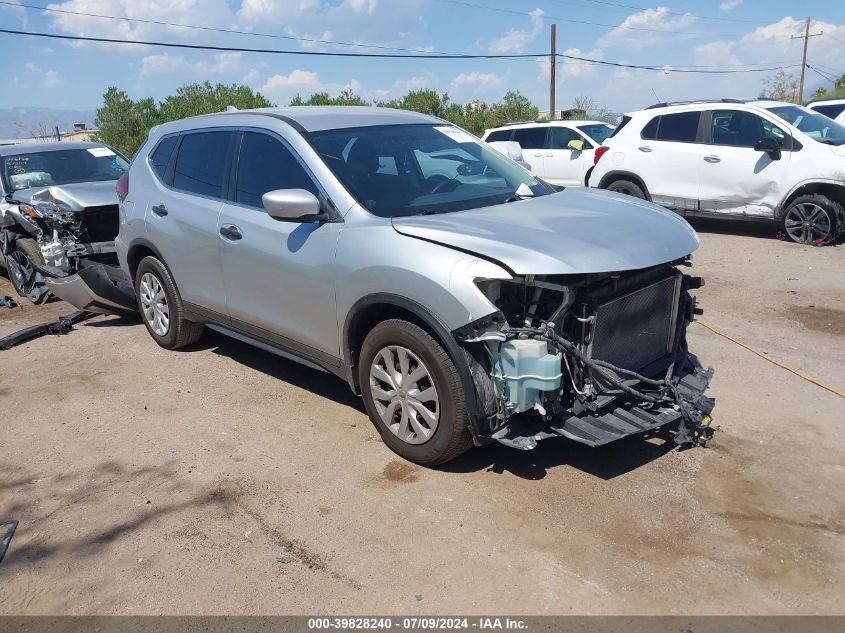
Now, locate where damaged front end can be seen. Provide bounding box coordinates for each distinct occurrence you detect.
[456,259,715,451]
[1,186,134,314]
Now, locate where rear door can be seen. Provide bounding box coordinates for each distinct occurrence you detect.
[511,127,548,178]
[542,126,588,187]
[697,109,792,218]
[218,130,342,361]
[636,111,704,211]
[146,129,235,314]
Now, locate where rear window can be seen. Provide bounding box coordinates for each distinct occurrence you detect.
[609,115,631,138]
[810,103,845,119]
[485,129,512,142]
[640,112,700,143]
[172,131,233,198]
[149,136,177,181]
[511,127,546,149]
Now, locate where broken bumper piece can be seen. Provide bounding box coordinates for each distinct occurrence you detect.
[493,365,715,451]
[44,264,137,316]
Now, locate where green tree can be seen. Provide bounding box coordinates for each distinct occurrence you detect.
[93,82,273,157]
[491,91,539,124]
[290,89,369,106]
[377,89,449,117]
[759,69,800,103]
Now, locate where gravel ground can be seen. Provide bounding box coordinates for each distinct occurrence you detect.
[0,222,843,615]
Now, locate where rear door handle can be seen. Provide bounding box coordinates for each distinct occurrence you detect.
[704,155,721,163]
[151,204,168,217]
[219,225,242,241]
[638,146,652,153]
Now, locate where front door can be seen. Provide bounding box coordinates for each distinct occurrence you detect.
[697,109,791,218]
[218,130,342,361]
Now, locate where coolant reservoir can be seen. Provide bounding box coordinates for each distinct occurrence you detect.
[497,339,562,414]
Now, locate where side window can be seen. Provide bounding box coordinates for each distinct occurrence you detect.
[172,131,233,198]
[656,112,700,142]
[640,116,659,140]
[235,132,319,208]
[710,110,786,148]
[485,130,513,142]
[547,127,582,150]
[149,135,178,182]
[812,104,845,119]
[511,127,547,150]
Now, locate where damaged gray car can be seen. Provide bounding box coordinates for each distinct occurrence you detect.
[50,107,715,466]
[0,142,130,305]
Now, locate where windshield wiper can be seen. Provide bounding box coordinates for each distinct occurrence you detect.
[417,208,451,216]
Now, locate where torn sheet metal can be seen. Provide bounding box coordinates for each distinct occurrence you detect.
[45,265,137,316]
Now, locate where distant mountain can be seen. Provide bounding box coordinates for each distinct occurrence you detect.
[0,107,97,139]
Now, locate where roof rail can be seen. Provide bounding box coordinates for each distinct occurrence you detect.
[646,98,746,110]
[491,120,540,129]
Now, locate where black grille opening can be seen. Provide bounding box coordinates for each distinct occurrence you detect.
[79,205,119,242]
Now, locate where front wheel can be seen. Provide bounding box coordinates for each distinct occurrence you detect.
[7,237,45,298]
[359,319,472,466]
[782,194,840,245]
[605,179,646,200]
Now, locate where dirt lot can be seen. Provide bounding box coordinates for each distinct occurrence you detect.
[1,222,843,615]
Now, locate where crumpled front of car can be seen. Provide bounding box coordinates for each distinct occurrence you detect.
[453,260,715,450]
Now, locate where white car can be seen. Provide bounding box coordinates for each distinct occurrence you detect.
[588,99,845,245]
[806,98,845,125]
[482,120,615,187]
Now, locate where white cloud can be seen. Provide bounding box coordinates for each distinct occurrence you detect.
[561,48,604,77]
[23,62,62,88]
[394,73,437,93]
[489,8,544,54]
[260,70,362,103]
[598,7,697,50]
[450,72,503,90]
[719,0,743,10]
[693,41,741,67]
[139,52,243,77]
[0,0,26,26]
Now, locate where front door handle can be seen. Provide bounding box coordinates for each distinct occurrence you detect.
[219,225,242,241]
[151,204,168,217]
[704,155,721,163]
[638,146,652,153]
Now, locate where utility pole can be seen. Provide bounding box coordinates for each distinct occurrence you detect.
[549,23,556,120]
[791,17,823,103]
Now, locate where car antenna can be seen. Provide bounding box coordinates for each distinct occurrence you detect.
[651,88,661,103]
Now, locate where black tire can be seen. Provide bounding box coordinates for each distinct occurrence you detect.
[781,194,841,246]
[359,319,473,466]
[605,179,647,200]
[134,256,203,350]
[8,237,45,298]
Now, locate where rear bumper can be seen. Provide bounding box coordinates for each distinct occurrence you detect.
[44,264,137,316]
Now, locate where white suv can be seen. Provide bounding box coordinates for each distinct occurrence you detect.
[589,100,845,245]
[482,120,614,187]
[807,98,845,125]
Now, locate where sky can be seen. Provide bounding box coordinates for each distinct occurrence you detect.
[1,0,844,116]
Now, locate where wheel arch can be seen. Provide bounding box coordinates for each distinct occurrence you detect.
[597,170,652,200]
[126,238,166,282]
[776,181,845,220]
[342,293,487,439]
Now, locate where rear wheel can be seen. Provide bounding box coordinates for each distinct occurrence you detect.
[605,179,646,200]
[359,319,472,466]
[134,256,203,350]
[8,237,44,298]
[782,194,840,245]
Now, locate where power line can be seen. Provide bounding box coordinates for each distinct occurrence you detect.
[432,0,746,37]
[545,0,768,24]
[0,26,802,74]
[807,64,838,84]
[0,0,456,56]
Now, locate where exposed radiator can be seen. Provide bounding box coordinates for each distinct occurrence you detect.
[588,275,681,371]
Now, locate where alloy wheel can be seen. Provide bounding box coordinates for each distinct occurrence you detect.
[784,202,832,245]
[369,345,440,445]
[139,272,170,336]
[9,250,36,294]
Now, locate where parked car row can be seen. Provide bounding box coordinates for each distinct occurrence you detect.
[1,106,715,466]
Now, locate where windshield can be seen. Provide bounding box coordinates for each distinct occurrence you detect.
[309,124,552,218]
[766,105,845,146]
[0,147,128,193]
[576,123,615,145]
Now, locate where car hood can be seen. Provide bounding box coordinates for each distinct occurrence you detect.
[12,181,118,211]
[391,188,699,275]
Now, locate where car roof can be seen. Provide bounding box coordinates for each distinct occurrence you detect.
[489,120,610,130]
[157,106,444,135]
[806,97,845,106]
[0,141,107,156]
[629,99,797,117]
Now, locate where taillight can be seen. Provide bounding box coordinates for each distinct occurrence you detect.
[594,146,610,166]
[116,172,129,201]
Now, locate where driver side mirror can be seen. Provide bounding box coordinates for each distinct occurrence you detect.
[754,137,782,161]
[262,189,327,223]
[567,139,585,152]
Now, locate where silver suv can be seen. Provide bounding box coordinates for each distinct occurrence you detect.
[102,106,715,465]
